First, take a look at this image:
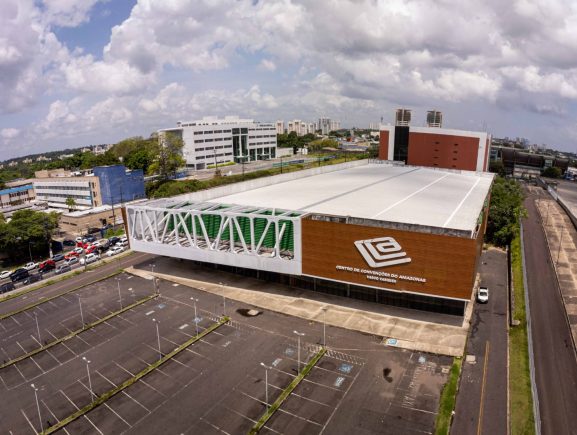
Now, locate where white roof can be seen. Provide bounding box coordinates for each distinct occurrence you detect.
[210,164,494,232]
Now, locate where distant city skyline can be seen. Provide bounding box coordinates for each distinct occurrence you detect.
[2,0,577,160]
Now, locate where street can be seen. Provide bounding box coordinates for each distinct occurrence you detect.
[452,248,508,435]
[523,187,577,435]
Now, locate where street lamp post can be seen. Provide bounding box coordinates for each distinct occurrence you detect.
[260,362,272,409]
[322,307,327,348]
[117,277,122,309]
[31,384,42,433]
[34,312,41,345]
[151,264,159,295]
[78,296,85,327]
[556,225,565,268]
[293,330,305,374]
[220,282,226,316]
[152,318,161,361]
[191,297,199,336]
[82,357,94,399]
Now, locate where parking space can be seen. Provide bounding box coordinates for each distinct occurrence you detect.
[0,268,452,435]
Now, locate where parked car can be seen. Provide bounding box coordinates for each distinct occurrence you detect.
[63,239,76,246]
[0,270,12,280]
[23,273,43,285]
[39,259,56,272]
[72,247,84,255]
[108,236,120,246]
[51,253,65,262]
[80,253,100,265]
[84,245,98,254]
[0,282,15,293]
[106,246,125,257]
[24,262,38,271]
[75,236,84,243]
[10,268,29,282]
[65,256,79,266]
[54,264,71,275]
[477,286,489,303]
[82,235,96,243]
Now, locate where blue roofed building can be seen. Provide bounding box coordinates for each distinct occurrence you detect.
[93,165,145,205]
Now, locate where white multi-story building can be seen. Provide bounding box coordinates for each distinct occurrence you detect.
[159,116,277,171]
[275,120,284,135]
[330,120,341,131]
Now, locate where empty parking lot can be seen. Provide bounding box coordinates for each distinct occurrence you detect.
[0,262,451,434]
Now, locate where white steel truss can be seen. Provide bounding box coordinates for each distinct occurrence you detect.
[127,201,304,261]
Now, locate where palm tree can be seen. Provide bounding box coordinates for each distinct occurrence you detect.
[65,196,76,212]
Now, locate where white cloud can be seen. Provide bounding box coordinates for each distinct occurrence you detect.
[41,0,103,27]
[259,59,277,72]
[1,128,20,139]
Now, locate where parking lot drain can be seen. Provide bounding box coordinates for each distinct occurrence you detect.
[249,347,326,435]
[41,316,229,435]
[339,363,353,374]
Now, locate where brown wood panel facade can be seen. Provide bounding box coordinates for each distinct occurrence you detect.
[301,219,481,300]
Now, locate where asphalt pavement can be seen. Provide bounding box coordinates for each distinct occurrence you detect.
[523,187,577,435]
[451,248,508,435]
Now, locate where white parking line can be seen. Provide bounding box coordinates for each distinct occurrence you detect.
[97,370,151,412]
[179,324,189,330]
[60,388,104,435]
[78,377,132,429]
[145,310,155,316]
[40,398,72,435]
[20,408,38,434]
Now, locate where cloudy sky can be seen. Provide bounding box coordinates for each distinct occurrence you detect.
[1,0,577,160]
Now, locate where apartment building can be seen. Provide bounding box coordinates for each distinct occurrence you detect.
[159,116,277,171]
[0,181,35,209]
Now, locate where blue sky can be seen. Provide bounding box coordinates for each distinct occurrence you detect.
[1,0,577,160]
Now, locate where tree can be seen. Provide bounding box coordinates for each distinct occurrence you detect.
[485,177,525,247]
[65,196,76,212]
[0,210,60,262]
[542,166,561,178]
[125,147,153,173]
[149,132,185,179]
[489,160,506,177]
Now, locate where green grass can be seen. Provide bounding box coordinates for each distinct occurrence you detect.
[0,293,157,369]
[249,347,326,434]
[434,357,462,435]
[42,317,229,434]
[509,231,535,435]
[207,161,236,169]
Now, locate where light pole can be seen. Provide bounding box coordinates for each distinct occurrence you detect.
[152,318,161,361]
[293,330,305,374]
[82,357,94,399]
[31,384,42,433]
[260,362,272,409]
[220,282,226,316]
[78,296,85,327]
[556,225,565,268]
[28,241,33,263]
[191,297,199,336]
[151,264,159,295]
[117,277,122,309]
[34,312,41,345]
[322,307,327,348]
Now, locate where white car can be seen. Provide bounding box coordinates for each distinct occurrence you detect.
[0,270,12,279]
[80,253,100,265]
[65,256,79,266]
[24,262,38,271]
[107,246,125,257]
[477,287,489,303]
[73,247,84,255]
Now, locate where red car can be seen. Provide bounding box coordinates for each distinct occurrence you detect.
[39,259,56,272]
[85,245,98,254]
[64,252,79,261]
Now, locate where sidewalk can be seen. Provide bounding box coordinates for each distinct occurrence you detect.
[126,258,473,357]
[535,198,577,350]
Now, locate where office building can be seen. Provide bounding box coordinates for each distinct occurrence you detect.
[159,116,277,171]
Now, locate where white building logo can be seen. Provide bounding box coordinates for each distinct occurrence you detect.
[354,237,411,268]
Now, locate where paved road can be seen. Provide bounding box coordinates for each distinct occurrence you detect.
[523,188,577,435]
[452,248,508,435]
[0,251,153,317]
